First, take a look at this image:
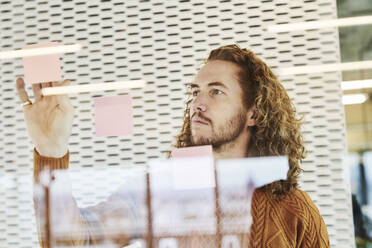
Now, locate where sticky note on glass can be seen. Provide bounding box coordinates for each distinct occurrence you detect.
[171,145,215,190]
[94,95,133,137]
[216,156,289,188]
[171,145,212,158]
[22,42,62,84]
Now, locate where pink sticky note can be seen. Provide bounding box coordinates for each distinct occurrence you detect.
[171,145,215,189]
[94,95,133,137]
[22,42,62,84]
[171,145,213,158]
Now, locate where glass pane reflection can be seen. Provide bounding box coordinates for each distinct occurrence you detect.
[34,156,287,248]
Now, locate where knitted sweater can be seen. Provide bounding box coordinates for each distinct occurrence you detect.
[249,188,330,247]
[33,149,330,248]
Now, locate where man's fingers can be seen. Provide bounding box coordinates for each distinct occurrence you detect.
[55,80,72,105]
[49,80,71,101]
[32,83,42,101]
[49,80,72,107]
[52,79,70,87]
[61,79,71,86]
[51,81,62,87]
[16,77,31,105]
[41,82,52,88]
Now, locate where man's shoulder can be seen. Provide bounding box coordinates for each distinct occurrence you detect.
[253,187,322,219]
[283,188,322,217]
[251,187,330,247]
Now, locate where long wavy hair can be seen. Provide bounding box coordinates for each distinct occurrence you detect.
[175,44,305,195]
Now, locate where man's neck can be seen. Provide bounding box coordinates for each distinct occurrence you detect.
[212,131,251,160]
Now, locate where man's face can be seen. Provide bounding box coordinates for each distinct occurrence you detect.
[189,60,249,148]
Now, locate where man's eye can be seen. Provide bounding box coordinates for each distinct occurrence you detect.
[212,89,223,95]
[192,91,199,96]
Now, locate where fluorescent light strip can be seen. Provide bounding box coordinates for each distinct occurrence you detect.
[41,80,146,96]
[267,15,372,32]
[342,79,372,91]
[277,60,372,75]
[0,44,82,60]
[342,94,368,105]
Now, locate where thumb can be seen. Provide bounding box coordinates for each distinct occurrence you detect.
[52,79,70,87]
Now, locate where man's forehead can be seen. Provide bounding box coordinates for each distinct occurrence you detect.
[188,81,229,89]
[193,60,241,85]
[190,69,240,90]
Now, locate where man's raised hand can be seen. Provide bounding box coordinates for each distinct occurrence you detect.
[16,77,75,158]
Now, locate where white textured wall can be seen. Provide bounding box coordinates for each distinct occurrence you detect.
[0,0,354,247]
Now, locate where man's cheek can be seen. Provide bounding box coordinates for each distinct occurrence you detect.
[189,108,195,117]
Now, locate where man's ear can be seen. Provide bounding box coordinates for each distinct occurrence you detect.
[246,106,257,127]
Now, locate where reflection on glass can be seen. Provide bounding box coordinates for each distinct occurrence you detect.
[150,158,217,247]
[33,156,287,248]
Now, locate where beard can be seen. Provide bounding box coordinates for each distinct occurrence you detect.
[191,109,247,149]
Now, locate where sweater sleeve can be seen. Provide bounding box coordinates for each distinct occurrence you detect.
[249,188,331,248]
[33,148,69,182]
[33,148,101,247]
[33,148,132,247]
[297,190,331,248]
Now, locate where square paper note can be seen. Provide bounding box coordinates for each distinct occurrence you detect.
[22,42,62,84]
[171,156,216,190]
[171,145,213,158]
[94,95,133,137]
[171,145,215,190]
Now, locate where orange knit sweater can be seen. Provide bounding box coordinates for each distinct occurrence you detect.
[249,188,330,247]
[33,149,330,247]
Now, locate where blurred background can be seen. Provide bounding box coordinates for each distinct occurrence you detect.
[338,0,372,246]
[0,0,371,247]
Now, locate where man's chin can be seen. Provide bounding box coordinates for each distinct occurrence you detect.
[191,135,212,146]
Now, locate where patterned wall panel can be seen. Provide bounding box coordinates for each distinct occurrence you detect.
[0,0,354,247]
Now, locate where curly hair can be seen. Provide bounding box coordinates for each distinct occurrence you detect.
[175,44,305,195]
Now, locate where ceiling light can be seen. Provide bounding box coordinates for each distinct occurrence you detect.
[342,94,368,105]
[41,80,146,96]
[341,80,372,91]
[267,15,372,33]
[0,44,82,60]
[277,60,372,75]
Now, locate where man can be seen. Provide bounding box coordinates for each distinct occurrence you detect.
[17,44,330,247]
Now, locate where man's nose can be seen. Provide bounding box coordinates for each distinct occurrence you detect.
[192,93,207,112]
[197,104,207,112]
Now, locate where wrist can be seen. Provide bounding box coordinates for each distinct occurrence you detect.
[35,145,68,158]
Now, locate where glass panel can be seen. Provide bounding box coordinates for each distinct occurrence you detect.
[31,156,287,247]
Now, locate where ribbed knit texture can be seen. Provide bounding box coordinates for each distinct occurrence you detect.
[33,148,69,182]
[249,188,330,247]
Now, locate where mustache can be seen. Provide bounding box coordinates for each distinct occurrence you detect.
[191,112,212,124]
